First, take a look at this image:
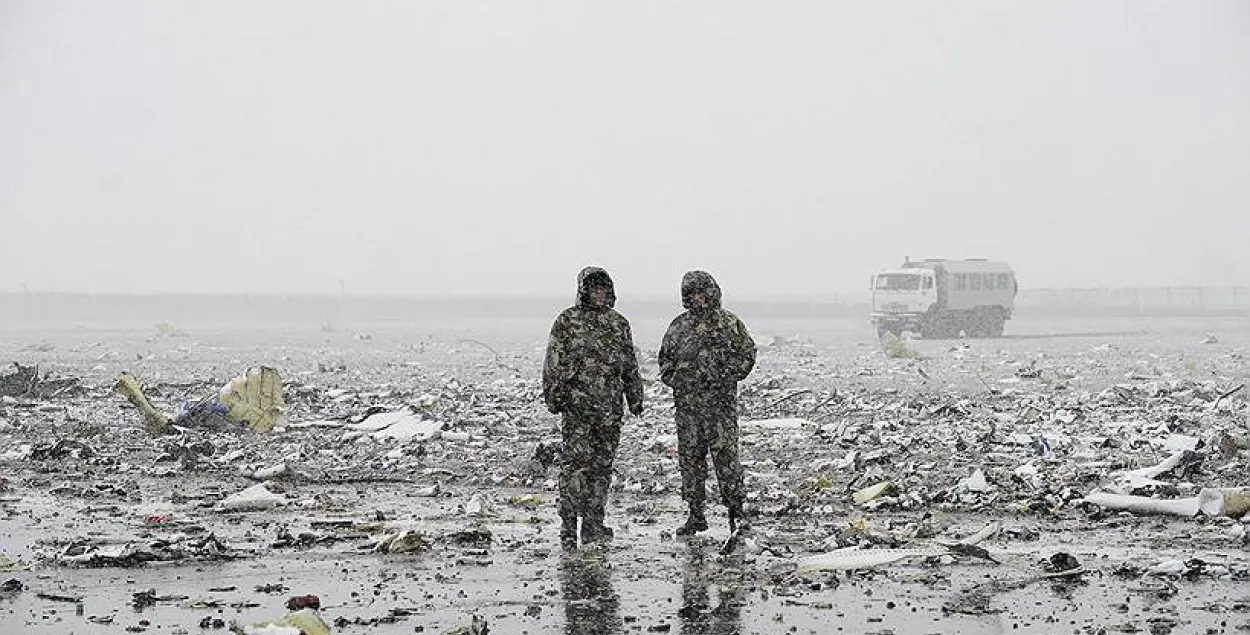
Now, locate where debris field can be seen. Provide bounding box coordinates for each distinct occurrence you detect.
[1,314,1248,635]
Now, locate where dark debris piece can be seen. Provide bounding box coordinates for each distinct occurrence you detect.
[197,616,226,629]
[0,363,83,398]
[1045,552,1081,573]
[31,439,97,461]
[446,528,493,549]
[286,595,321,610]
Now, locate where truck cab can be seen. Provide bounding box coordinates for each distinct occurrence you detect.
[870,269,937,320]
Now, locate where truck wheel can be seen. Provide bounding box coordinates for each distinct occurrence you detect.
[921,319,950,340]
[949,319,968,339]
[968,318,985,339]
[987,314,1005,338]
[969,310,1005,338]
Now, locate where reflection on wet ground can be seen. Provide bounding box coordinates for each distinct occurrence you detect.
[558,542,748,635]
[561,550,622,635]
[679,544,743,635]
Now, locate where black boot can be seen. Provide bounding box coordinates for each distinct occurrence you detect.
[675,506,708,536]
[585,520,614,544]
[728,503,751,534]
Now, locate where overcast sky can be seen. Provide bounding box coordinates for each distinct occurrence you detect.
[2,1,1247,298]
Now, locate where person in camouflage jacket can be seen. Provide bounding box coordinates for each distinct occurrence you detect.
[543,267,644,547]
[659,270,756,536]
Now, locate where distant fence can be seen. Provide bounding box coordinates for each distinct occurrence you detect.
[1016,287,1250,316]
[0,288,1247,327]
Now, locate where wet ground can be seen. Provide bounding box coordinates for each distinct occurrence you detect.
[1,313,1248,634]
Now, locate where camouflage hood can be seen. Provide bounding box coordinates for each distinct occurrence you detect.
[576,267,617,310]
[680,270,722,310]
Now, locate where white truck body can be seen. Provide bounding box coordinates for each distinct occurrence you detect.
[870,259,1017,339]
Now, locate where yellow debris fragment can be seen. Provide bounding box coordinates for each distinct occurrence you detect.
[218,366,286,433]
[882,332,918,359]
[113,372,170,435]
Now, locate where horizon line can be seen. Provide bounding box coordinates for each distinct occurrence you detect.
[0,290,864,303]
[0,286,1245,301]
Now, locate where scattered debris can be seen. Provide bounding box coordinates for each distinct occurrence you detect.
[1,363,81,398]
[1211,383,1245,411]
[132,588,189,609]
[445,528,493,548]
[881,332,918,359]
[465,493,492,517]
[344,411,442,442]
[957,468,991,493]
[1112,449,1203,493]
[373,528,428,554]
[4,317,1249,630]
[217,484,288,512]
[0,556,23,573]
[1045,552,1081,573]
[442,614,489,635]
[240,608,331,635]
[154,322,188,338]
[118,367,288,434]
[114,372,171,434]
[797,522,1000,572]
[852,481,894,505]
[946,565,1088,614]
[286,595,321,611]
[157,438,215,468]
[1084,488,1250,519]
[30,439,96,461]
[0,363,40,397]
[797,545,946,572]
[248,463,290,481]
[53,534,238,568]
[36,592,84,603]
[215,366,287,433]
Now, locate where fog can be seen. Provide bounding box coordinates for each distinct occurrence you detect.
[2,1,1248,299]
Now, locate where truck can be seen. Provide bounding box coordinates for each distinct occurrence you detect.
[869,258,1018,339]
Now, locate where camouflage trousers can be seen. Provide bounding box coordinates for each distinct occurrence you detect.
[674,389,745,514]
[559,410,623,528]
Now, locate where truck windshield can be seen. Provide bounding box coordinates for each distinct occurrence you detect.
[875,274,922,291]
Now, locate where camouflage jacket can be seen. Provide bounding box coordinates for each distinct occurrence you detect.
[659,271,756,394]
[543,267,644,416]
